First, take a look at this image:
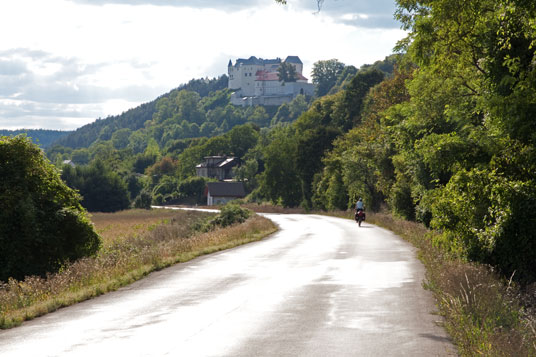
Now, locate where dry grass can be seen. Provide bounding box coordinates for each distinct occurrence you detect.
[366,211,536,356]
[0,209,277,329]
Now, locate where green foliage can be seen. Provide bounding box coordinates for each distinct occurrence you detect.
[430,169,536,282]
[132,152,158,174]
[338,68,385,130]
[277,62,298,83]
[134,189,153,209]
[177,176,208,204]
[0,130,72,148]
[53,76,228,150]
[389,177,416,220]
[312,59,345,97]
[201,203,251,231]
[295,126,340,204]
[383,0,536,282]
[61,160,130,212]
[111,128,132,149]
[71,148,90,165]
[0,136,100,281]
[259,127,302,207]
[214,203,251,227]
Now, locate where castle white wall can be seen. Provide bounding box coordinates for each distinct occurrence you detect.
[229,57,314,107]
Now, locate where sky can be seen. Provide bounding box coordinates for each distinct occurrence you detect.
[0,0,406,131]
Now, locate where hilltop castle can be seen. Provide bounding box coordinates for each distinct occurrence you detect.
[228,56,315,106]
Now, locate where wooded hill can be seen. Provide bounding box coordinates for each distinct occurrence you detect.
[0,129,72,148]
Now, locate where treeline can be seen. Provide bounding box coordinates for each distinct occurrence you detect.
[0,129,72,148]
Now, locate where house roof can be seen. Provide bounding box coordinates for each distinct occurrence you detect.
[196,156,240,169]
[207,182,246,197]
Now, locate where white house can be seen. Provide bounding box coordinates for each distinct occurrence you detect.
[228,56,314,106]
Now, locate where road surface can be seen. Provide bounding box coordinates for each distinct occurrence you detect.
[0,214,455,356]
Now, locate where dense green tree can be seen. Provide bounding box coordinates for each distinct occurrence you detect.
[146,156,178,179]
[0,129,72,149]
[227,124,260,157]
[295,126,340,205]
[177,176,209,205]
[246,106,270,127]
[271,103,291,126]
[311,59,345,97]
[111,128,132,150]
[0,136,100,281]
[61,160,130,212]
[259,127,302,207]
[337,69,385,130]
[175,90,206,125]
[277,62,298,83]
[71,148,90,165]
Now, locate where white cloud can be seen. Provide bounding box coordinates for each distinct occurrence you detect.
[0,0,405,130]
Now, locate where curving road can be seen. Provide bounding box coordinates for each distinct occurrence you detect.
[0,214,455,356]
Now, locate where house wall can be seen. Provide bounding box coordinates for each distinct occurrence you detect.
[207,194,239,206]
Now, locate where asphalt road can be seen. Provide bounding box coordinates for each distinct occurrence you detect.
[0,214,455,356]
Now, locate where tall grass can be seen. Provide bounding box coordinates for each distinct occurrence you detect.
[0,209,277,329]
[366,212,536,356]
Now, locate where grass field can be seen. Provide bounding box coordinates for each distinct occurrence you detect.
[0,208,277,329]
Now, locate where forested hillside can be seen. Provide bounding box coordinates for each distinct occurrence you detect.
[0,129,72,148]
[53,76,229,149]
[47,57,393,211]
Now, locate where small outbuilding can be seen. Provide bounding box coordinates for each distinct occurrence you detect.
[206,182,246,206]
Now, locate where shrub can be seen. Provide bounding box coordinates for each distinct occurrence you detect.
[431,168,536,283]
[0,136,100,281]
[389,178,416,221]
[177,176,208,204]
[61,160,130,212]
[134,190,152,209]
[195,203,252,232]
[212,203,251,227]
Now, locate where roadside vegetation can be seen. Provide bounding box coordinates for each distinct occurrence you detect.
[322,207,536,356]
[0,206,277,329]
[363,211,536,356]
[359,211,536,356]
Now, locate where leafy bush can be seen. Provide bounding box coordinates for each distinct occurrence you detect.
[0,136,100,281]
[195,203,252,232]
[431,169,536,282]
[61,160,130,212]
[212,204,251,227]
[177,176,208,204]
[389,178,416,221]
[134,190,152,209]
